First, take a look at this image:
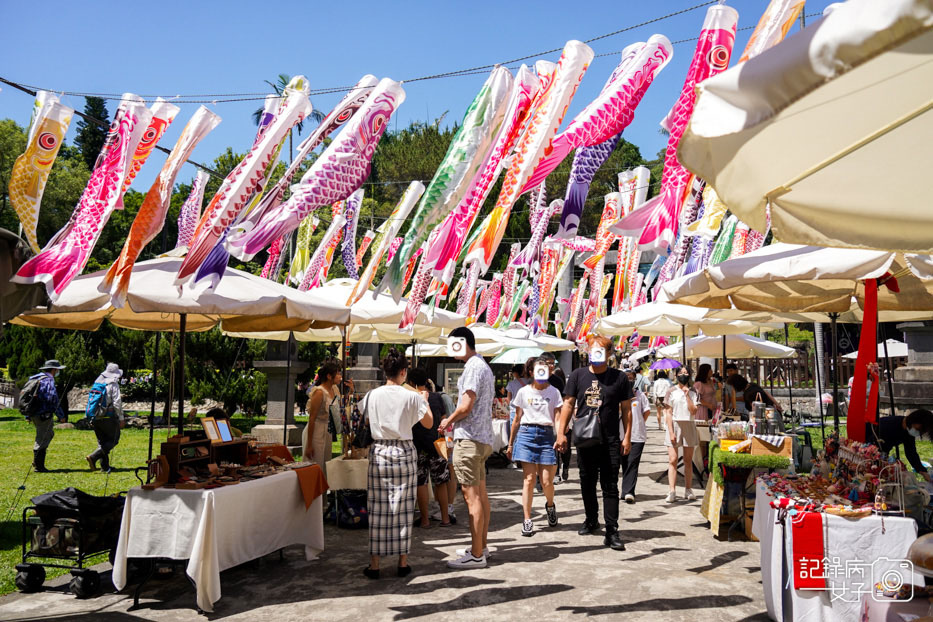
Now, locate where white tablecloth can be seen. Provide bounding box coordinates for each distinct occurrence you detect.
[491,419,510,453]
[112,470,324,612]
[752,479,921,622]
[326,455,369,490]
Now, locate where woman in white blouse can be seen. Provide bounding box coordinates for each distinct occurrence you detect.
[359,349,431,579]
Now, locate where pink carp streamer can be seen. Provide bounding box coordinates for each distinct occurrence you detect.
[399,227,444,331]
[422,65,539,281]
[511,185,559,275]
[319,202,347,282]
[349,181,424,305]
[176,170,209,249]
[465,40,593,274]
[456,261,481,318]
[259,236,286,279]
[582,193,621,272]
[288,214,319,285]
[117,98,180,204]
[8,91,74,252]
[381,67,511,301]
[549,236,595,253]
[490,244,521,327]
[610,5,738,251]
[355,229,375,268]
[521,36,672,238]
[484,274,503,325]
[178,81,312,282]
[13,95,154,300]
[340,188,364,279]
[386,237,403,264]
[538,245,573,330]
[611,166,650,312]
[299,213,347,291]
[228,79,405,261]
[102,106,220,306]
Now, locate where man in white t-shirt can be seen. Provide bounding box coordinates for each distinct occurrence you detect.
[620,369,650,504]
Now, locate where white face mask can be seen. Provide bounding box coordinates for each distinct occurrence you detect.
[909,427,921,438]
[447,336,467,358]
[589,347,607,365]
[533,365,549,382]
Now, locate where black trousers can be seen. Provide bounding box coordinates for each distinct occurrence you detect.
[577,441,620,532]
[619,441,645,497]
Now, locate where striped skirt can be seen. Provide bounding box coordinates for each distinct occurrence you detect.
[367,439,417,557]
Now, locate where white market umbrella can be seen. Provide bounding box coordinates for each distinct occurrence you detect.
[676,0,933,252]
[407,342,510,358]
[501,325,577,352]
[844,339,909,359]
[658,334,796,360]
[490,347,545,365]
[594,302,778,338]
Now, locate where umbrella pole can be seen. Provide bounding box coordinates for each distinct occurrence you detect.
[882,332,898,418]
[721,335,727,415]
[830,313,840,432]
[147,331,161,470]
[813,329,826,444]
[785,325,795,423]
[681,325,687,368]
[284,334,293,446]
[178,314,187,437]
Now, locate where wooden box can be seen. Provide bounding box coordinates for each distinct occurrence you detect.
[750,436,792,458]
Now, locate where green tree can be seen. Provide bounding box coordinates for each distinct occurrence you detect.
[73,97,109,171]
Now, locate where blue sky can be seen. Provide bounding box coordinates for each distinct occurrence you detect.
[0,0,835,192]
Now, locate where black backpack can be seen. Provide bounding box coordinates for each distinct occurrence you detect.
[19,375,44,419]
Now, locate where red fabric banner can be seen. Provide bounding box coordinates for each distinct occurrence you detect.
[847,278,878,441]
[792,511,825,590]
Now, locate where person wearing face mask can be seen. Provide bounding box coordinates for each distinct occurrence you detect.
[556,335,633,551]
[507,357,563,536]
[21,360,67,473]
[664,373,699,503]
[868,409,933,482]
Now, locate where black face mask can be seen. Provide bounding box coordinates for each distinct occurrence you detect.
[677,374,691,386]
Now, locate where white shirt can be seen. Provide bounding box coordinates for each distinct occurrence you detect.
[622,389,650,443]
[511,384,562,426]
[454,355,495,445]
[360,385,427,441]
[653,378,672,402]
[666,385,696,422]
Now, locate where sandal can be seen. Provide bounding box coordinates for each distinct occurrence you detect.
[363,566,379,580]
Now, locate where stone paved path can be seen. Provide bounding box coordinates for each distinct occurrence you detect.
[0,426,769,621]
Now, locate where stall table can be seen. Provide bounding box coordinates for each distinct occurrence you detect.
[112,467,326,612]
[752,478,923,622]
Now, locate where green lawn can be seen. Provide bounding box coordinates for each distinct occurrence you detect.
[0,408,333,596]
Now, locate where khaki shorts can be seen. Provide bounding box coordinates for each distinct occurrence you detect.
[665,420,699,448]
[452,439,492,486]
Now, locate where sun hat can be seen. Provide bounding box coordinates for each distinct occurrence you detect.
[39,359,66,370]
[99,363,123,380]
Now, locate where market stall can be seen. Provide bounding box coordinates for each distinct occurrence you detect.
[112,464,327,613]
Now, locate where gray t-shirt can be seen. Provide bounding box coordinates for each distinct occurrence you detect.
[454,354,495,446]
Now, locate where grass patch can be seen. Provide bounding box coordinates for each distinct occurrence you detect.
[0,408,333,596]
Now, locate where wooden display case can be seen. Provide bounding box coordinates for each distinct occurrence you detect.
[211,439,249,465]
[161,438,211,482]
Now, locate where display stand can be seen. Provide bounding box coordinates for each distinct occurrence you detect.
[161,438,211,483]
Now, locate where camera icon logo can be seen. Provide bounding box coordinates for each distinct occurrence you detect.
[871,558,914,602]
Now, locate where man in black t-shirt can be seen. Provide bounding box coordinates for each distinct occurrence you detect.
[556,335,633,551]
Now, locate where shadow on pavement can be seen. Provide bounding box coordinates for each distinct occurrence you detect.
[390,583,574,620]
[556,594,754,616]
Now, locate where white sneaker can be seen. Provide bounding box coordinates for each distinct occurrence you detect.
[456,547,490,558]
[624,494,635,504]
[521,519,534,537]
[665,490,677,503]
[684,489,697,501]
[428,501,442,521]
[447,552,487,569]
[447,504,457,521]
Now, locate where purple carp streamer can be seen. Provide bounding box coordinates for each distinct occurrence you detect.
[380,67,512,301]
[178,80,312,282]
[228,79,404,260]
[14,95,154,300]
[341,188,364,279]
[299,213,347,291]
[176,170,209,249]
[8,91,74,252]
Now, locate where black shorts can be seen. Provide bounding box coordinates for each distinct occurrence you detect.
[417,450,450,487]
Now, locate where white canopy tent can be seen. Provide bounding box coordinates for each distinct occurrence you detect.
[676,0,933,252]
[658,334,796,360]
[844,339,909,360]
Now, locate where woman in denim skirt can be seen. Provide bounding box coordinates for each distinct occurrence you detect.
[507,357,563,536]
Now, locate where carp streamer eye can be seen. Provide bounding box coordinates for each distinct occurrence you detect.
[38,132,58,150]
[708,45,730,71]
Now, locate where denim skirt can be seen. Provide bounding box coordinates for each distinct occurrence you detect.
[512,424,557,465]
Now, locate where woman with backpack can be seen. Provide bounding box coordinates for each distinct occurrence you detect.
[85,363,124,473]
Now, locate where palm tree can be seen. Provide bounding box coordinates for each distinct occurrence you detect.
[252,74,327,162]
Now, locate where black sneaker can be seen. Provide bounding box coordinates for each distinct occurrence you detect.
[545,503,558,527]
[604,532,625,551]
[577,521,599,536]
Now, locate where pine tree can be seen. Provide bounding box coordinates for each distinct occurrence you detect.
[73,96,109,170]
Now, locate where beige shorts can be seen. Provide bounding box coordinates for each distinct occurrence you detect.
[665,420,699,448]
[452,439,492,486]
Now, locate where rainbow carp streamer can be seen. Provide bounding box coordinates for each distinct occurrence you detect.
[102,106,220,307]
[610,5,738,251]
[423,65,539,282]
[521,36,672,238]
[379,67,512,302]
[341,188,364,279]
[13,95,154,300]
[464,40,593,274]
[177,80,312,283]
[227,78,403,260]
[8,91,74,252]
[348,181,425,305]
[176,170,210,249]
[299,212,347,290]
